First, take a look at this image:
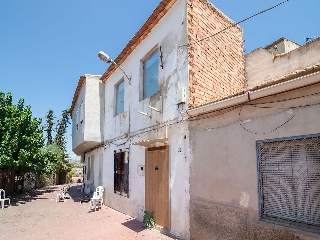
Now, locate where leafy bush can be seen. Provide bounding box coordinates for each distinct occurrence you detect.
[143,211,155,229]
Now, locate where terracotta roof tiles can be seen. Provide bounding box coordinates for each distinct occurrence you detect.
[100,0,177,82]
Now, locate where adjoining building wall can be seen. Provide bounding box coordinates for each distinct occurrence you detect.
[83,75,104,143]
[189,83,320,240]
[72,76,86,152]
[245,38,320,88]
[187,0,245,108]
[72,75,104,156]
[265,38,300,55]
[83,148,104,194]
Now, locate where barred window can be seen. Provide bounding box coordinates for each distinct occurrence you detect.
[257,135,320,231]
[114,150,129,197]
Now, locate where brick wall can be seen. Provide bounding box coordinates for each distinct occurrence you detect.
[187,0,245,108]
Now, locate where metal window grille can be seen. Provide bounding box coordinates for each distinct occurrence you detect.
[114,150,129,197]
[258,135,320,231]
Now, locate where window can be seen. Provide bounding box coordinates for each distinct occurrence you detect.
[76,108,79,130]
[143,50,159,99]
[115,80,124,116]
[90,156,94,182]
[75,102,84,130]
[80,102,84,124]
[114,150,129,197]
[87,156,94,182]
[87,157,90,181]
[257,135,320,231]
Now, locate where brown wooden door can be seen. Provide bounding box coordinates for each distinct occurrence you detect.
[145,146,170,230]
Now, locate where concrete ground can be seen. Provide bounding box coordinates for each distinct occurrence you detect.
[0,184,181,240]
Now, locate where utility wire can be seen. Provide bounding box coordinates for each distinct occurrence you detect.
[238,99,308,135]
[183,0,289,48]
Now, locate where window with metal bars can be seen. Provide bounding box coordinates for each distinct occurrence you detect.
[257,135,320,231]
[114,150,129,197]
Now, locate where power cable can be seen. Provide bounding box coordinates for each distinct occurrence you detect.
[238,100,308,135]
[182,0,289,48]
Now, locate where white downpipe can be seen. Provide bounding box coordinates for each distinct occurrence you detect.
[181,71,320,117]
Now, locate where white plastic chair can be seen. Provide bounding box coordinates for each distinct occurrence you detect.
[56,185,68,203]
[91,186,104,211]
[0,189,10,209]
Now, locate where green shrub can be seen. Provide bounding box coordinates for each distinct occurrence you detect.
[143,211,155,229]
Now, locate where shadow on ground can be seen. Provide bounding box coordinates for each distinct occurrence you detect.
[7,185,61,208]
[122,219,181,239]
[122,218,145,233]
[67,185,92,203]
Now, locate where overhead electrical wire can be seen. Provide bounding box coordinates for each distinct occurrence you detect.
[238,100,314,135]
[183,0,289,48]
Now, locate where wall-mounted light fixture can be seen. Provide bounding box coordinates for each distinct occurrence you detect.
[98,51,131,83]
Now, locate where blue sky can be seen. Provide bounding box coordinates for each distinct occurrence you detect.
[0,0,319,158]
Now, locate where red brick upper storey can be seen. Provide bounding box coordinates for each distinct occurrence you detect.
[187,0,245,109]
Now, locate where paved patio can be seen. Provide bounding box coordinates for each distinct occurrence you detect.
[0,184,181,240]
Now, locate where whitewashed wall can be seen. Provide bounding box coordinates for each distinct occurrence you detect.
[83,148,104,194]
[72,75,104,155]
[102,0,190,238]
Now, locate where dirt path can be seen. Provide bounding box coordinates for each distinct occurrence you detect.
[0,184,180,240]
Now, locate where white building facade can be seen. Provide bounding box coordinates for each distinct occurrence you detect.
[71,0,245,239]
[100,0,190,237]
[71,0,190,238]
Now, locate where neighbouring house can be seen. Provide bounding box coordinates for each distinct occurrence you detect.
[186,37,320,239]
[70,74,104,191]
[70,0,244,239]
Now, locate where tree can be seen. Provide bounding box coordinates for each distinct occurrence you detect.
[53,109,71,184]
[0,92,44,172]
[38,144,64,175]
[0,92,15,168]
[0,92,74,190]
[54,109,70,155]
[44,109,55,145]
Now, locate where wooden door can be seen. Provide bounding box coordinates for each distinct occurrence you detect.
[145,146,170,230]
